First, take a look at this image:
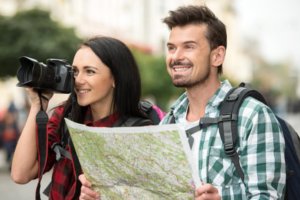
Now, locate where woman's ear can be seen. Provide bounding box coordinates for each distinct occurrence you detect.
[211,46,226,67]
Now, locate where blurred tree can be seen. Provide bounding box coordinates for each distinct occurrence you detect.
[240,36,299,112]
[251,59,297,110]
[132,50,183,110]
[0,8,82,78]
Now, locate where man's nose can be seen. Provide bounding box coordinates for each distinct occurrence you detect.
[171,48,184,60]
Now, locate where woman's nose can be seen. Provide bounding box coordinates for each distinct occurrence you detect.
[74,73,85,85]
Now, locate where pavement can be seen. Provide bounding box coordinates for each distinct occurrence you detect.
[0,150,51,200]
[0,113,299,199]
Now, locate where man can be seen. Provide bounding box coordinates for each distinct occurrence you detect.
[160,5,286,200]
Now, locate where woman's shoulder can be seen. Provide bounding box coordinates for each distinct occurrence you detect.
[50,104,65,116]
[48,104,66,124]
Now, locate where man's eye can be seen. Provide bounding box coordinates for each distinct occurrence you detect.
[167,46,176,52]
[185,45,195,49]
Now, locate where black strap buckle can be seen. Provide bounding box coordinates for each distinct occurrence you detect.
[51,143,71,161]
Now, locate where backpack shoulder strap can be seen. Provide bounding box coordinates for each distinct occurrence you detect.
[115,100,164,126]
[218,83,267,182]
[123,117,153,126]
[139,100,161,125]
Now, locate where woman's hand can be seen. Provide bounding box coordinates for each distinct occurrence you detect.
[25,88,53,111]
[195,183,221,200]
[79,174,100,200]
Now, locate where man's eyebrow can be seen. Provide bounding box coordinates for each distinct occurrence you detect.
[167,41,197,46]
[183,41,197,45]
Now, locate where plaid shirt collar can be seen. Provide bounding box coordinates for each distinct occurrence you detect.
[83,107,119,127]
[169,80,232,121]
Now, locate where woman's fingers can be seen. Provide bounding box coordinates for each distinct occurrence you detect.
[79,174,100,200]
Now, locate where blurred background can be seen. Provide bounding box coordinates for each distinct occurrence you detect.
[0,0,299,199]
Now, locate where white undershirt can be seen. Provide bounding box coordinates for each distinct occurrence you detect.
[178,114,201,184]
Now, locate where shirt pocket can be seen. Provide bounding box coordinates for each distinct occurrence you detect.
[207,147,243,187]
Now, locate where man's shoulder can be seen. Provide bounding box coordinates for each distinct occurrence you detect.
[240,96,272,113]
[238,96,280,129]
[160,112,173,124]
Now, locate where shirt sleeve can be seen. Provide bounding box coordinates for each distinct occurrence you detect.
[239,99,286,199]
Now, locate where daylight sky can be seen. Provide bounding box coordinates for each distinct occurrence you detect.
[235,0,300,68]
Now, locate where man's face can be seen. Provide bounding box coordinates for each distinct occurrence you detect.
[166,24,212,88]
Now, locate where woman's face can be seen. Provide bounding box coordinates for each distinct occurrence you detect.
[72,46,115,113]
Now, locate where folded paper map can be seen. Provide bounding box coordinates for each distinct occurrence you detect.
[65,118,199,200]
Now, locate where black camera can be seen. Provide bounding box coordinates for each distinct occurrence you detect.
[16,56,73,93]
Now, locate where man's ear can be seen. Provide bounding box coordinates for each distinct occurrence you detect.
[210,46,226,67]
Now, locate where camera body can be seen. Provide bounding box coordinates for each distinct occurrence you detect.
[16,56,73,93]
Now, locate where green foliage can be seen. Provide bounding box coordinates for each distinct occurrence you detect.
[132,50,183,110]
[0,9,82,78]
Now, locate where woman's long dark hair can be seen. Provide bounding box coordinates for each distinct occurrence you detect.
[59,36,145,130]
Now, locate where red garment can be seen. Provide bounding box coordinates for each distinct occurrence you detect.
[45,106,119,200]
[2,125,18,141]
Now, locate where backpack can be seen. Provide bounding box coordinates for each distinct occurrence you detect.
[35,100,165,199]
[174,83,300,199]
[216,83,300,200]
[112,100,165,126]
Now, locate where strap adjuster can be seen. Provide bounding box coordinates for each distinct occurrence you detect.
[51,143,71,161]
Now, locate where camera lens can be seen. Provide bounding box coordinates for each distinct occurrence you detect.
[17,56,72,93]
[17,57,39,87]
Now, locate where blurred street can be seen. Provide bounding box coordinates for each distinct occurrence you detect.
[0,150,51,200]
[0,113,299,199]
[0,152,51,200]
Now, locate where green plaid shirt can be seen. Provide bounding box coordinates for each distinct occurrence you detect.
[160,80,286,200]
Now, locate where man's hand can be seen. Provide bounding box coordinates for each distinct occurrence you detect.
[78,174,100,200]
[195,183,221,200]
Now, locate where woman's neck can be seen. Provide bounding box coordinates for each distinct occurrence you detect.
[90,104,114,121]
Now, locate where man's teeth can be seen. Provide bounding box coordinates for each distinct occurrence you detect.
[174,67,189,72]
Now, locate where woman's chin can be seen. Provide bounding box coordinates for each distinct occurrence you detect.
[77,100,89,107]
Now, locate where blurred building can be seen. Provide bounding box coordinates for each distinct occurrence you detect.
[0,0,265,83]
[0,0,192,52]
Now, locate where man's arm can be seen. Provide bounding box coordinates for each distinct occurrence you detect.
[240,102,286,199]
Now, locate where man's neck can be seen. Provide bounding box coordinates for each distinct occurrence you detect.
[185,81,221,122]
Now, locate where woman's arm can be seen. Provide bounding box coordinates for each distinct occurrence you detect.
[11,88,53,184]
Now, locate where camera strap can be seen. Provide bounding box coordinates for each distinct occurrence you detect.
[35,92,49,200]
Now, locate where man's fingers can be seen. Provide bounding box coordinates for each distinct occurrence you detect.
[195,183,220,199]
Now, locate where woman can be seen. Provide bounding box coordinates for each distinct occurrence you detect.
[11,36,153,199]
